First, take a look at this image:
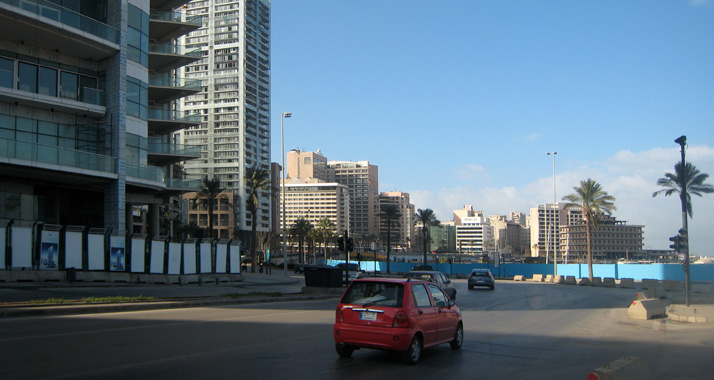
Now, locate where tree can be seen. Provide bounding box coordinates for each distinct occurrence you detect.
[198,177,225,240]
[562,179,616,280]
[316,218,335,263]
[245,165,272,272]
[307,228,320,265]
[380,204,401,273]
[289,217,313,264]
[652,161,714,218]
[415,208,440,265]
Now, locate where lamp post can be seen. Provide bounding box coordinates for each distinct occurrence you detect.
[281,112,292,276]
[674,135,690,306]
[546,152,557,275]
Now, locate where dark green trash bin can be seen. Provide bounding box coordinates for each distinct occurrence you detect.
[304,265,343,287]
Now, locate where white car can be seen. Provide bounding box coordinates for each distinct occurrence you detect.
[336,263,362,283]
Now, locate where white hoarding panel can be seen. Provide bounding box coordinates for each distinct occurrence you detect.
[11,227,32,268]
[87,234,105,270]
[183,243,196,274]
[109,236,125,272]
[130,238,145,273]
[215,243,227,273]
[199,242,211,273]
[150,241,164,273]
[168,242,181,275]
[65,231,83,270]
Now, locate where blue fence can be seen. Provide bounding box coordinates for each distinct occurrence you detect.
[327,260,714,282]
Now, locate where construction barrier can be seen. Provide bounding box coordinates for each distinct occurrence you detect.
[565,275,577,285]
[513,275,525,281]
[532,274,544,282]
[553,275,565,284]
[641,279,659,289]
[662,280,683,292]
[628,299,666,320]
[619,278,635,289]
[587,356,653,380]
[602,278,616,288]
[578,277,592,286]
[544,274,553,283]
[591,277,603,287]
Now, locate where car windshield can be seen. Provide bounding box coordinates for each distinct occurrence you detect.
[473,271,489,277]
[341,282,403,307]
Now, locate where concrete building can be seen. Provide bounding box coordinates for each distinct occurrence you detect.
[378,191,415,250]
[431,222,456,253]
[559,214,644,263]
[327,160,379,239]
[0,0,203,235]
[286,148,328,182]
[455,215,493,255]
[184,190,238,239]
[177,0,272,241]
[280,181,350,236]
[529,203,566,261]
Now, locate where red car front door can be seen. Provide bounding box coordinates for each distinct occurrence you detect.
[410,283,439,346]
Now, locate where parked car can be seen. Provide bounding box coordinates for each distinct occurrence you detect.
[333,277,463,364]
[410,264,434,271]
[403,270,457,300]
[468,269,495,290]
[335,263,362,283]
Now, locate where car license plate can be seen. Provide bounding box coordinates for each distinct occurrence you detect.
[360,311,377,321]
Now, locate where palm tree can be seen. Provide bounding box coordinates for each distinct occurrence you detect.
[652,161,714,218]
[316,218,335,263]
[307,228,320,264]
[415,208,440,265]
[380,204,401,273]
[562,179,617,280]
[199,177,225,240]
[289,218,313,264]
[245,165,272,272]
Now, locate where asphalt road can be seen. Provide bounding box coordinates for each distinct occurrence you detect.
[1,280,713,380]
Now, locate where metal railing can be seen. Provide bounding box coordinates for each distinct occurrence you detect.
[0,138,115,173]
[1,0,119,43]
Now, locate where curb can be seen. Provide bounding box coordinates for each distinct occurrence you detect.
[0,293,340,319]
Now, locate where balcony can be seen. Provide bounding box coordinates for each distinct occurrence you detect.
[148,75,202,104]
[149,42,202,73]
[0,0,119,61]
[0,138,117,187]
[148,108,201,135]
[151,0,190,12]
[147,140,202,166]
[163,177,202,192]
[125,161,163,189]
[0,86,105,118]
[150,10,202,43]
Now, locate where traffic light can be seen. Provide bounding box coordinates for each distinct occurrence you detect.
[337,236,344,251]
[346,237,354,252]
[678,228,688,252]
[669,235,681,251]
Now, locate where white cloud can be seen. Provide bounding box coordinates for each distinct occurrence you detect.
[409,146,714,256]
[690,0,710,6]
[455,164,488,181]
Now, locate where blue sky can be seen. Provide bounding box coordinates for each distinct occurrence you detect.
[269,1,714,255]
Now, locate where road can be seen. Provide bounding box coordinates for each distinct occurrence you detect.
[1,280,713,380]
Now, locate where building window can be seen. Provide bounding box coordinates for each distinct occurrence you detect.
[126,77,148,120]
[0,57,14,88]
[18,62,37,93]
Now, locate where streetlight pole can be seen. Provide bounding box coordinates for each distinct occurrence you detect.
[547,152,557,275]
[675,135,690,306]
[281,112,291,277]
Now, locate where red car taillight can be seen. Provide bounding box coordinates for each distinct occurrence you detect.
[336,307,344,323]
[392,311,409,328]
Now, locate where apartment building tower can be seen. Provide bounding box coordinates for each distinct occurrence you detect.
[0,0,202,235]
[379,191,415,250]
[328,160,379,239]
[529,203,566,261]
[178,0,272,240]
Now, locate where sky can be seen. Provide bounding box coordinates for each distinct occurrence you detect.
[269,1,714,255]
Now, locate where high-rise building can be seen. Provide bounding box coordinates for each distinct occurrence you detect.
[327,160,379,239]
[455,214,493,255]
[286,148,328,181]
[281,181,350,237]
[559,213,644,263]
[178,0,272,241]
[379,191,415,250]
[529,203,566,260]
[0,0,202,234]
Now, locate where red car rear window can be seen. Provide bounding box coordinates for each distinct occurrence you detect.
[341,282,404,307]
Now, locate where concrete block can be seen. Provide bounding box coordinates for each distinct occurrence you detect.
[513,275,525,281]
[692,283,714,294]
[565,276,577,285]
[642,286,666,299]
[602,278,616,288]
[180,275,200,284]
[544,274,553,283]
[532,274,544,282]
[662,280,683,292]
[41,271,65,282]
[619,278,635,289]
[640,279,659,289]
[0,270,8,282]
[587,356,653,380]
[553,275,565,284]
[633,292,650,301]
[591,277,603,287]
[628,299,666,320]
[150,274,168,284]
[578,278,592,286]
[11,271,38,281]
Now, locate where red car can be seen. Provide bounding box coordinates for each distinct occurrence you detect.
[333,277,463,364]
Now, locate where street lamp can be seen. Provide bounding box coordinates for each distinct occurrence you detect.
[546,152,557,275]
[675,135,691,306]
[281,112,292,276]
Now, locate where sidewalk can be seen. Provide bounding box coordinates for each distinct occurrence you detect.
[0,269,341,319]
